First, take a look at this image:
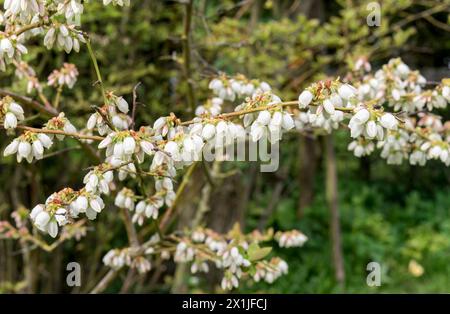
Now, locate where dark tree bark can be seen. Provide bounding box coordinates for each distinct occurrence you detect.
[297,134,319,218]
[324,135,345,286]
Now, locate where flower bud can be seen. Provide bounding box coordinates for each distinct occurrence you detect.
[338,84,356,99]
[380,113,398,130]
[298,90,313,108]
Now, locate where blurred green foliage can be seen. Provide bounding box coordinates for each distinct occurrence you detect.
[240,130,450,293]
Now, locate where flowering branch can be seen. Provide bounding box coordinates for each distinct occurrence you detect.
[16,125,104,141]
[0,89,58,116]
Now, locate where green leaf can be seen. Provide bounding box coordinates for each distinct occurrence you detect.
[248,243,272,261]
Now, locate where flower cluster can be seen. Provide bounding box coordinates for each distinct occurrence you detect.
[0,36,28,71]
[209,74,271,101]
[98,224,306,291]
[25,176,109,236]
[348,139,375,157]
[4,0,44,19]
[348,108,398,140]
[44,25,85,53]
[296,81,354,134]
[195,97,223,117]
[132,196,164,225]
[103,248,132,270]
[98,130,155,166]
[1,96,24,129]
[220,245,251,272]
[71,192,106,220]
[87,94,131,134]
[14,61,42,93]
[377,129,411,165]
[235,92,294,142]
[28,187,107,237]
[253,258,288,284]
[418,134,450,166]
[174,241,196,263]
[47,63,79,89]
[159,226,306,290]
[356,58,448,113]
[294,110,344,134]
[163,128,205,165]
[29,188,76,238]
[83,166,114,195]
[275,230,308,248]
[43,112,77,140]
[4,131,53,163]
[115,187,136,210]
[103,248,151,274]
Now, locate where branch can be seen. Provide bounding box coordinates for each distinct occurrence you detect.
[16,125,104,141]
[179,100,339,125]
[0,89,58,117]
[86,39,108,105]
[13,21,47,36]
[90,269,118,294]
[121,208,139,248]
[423,14,450,32]
[130,82,142,130]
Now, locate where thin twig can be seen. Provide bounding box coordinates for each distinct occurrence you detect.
[34,146,81,161]
[131,82,142,130]
[90,269,118,294]
[13,21,47,36]
[92,105,117,131]
[86,39,108,105]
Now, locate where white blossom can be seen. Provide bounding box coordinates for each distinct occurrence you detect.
[276,230,308,248]
[298,90,313,108]
[115,188,135,210]
[1,97,25,129]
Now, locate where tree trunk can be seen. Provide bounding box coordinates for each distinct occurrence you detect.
[297,134,318,218]
[324,135,345,287]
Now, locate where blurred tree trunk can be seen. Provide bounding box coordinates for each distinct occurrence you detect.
[296,0,325,219]
[297,135,318,218]
[207,171,249,231]
[250,0,261,30]
[324,135,345,286]
[259,167,287,229]
[171,166,205,293]
[202,167,257,290]
[299,0,324,19]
